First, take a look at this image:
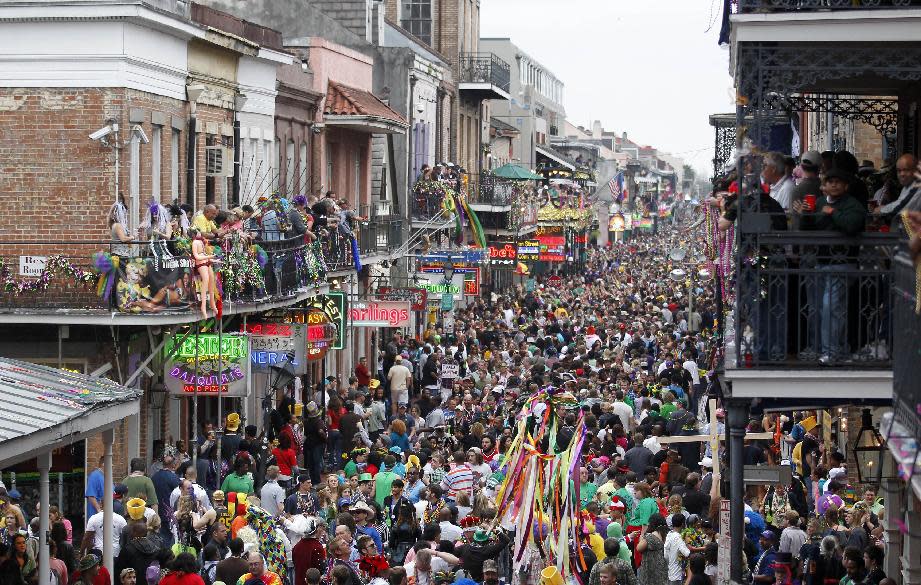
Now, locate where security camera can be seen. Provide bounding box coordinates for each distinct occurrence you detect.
[132,125,150,144]
[89,124,117,141]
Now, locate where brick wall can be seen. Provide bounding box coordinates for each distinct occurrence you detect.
[312,0,370,41]
[851,120,885,168]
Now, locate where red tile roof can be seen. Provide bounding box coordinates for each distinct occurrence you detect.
[323,81,407,126]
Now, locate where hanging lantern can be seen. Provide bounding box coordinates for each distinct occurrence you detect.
[852,409,894,484]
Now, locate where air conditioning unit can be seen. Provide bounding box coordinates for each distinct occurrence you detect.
[205,146,234,177]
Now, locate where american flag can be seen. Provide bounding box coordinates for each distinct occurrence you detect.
[609,172,625,201]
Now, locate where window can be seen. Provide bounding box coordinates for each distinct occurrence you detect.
[205,135,215,205]
[401,0,431,44]
[354,150,361,199]
[129,134,140,229]
[286,139,296,196]
[152,126,162,202]
[171,130,180,200]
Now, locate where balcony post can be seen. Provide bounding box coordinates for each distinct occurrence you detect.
[728,399,749,585]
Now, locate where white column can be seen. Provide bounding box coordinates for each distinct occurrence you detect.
[37,452,51,585]
[102,429,114,583]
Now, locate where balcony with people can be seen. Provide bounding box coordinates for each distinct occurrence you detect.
[0,194,393,322]
[732,0,920,14]
[458,52,511,101]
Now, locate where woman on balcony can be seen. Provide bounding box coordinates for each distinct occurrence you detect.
[189,228,218,319]
[109,199,135,258]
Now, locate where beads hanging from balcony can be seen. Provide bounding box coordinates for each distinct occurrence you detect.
[0,255,98,294]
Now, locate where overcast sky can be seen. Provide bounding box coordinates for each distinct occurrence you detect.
[480,0,735,177]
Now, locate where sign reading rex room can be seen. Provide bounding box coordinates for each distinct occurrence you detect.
[349,300,412,328]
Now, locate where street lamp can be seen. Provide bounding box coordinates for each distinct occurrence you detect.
[853,408,894,484]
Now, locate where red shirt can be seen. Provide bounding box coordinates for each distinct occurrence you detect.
[272,447,297,476]
[160,572,206,585]
[328,407,346,430]
[72,566,111,585]
[355,363,371,386]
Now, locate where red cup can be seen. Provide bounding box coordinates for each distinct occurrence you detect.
[803,194,816,212]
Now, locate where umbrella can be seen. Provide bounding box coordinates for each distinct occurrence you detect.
[490,163,544,181]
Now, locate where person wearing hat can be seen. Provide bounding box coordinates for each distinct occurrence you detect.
[456,527,510,582]
[221,413,243,463]
[73,553,111,585]
[302,402,327,486]
[349,500,383,554]
[791,150,823,228]
[753,530,779,584]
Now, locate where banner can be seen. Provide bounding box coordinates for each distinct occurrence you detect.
[349,300,412,327]
[163,333,250,396]
[420,265,480,296]
[115,249,193,313]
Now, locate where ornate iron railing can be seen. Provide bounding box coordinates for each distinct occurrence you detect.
[892,250,921,438]
[459,52,511,93]
[734,231,898,368]
[0,235,325,314]
[735,0,919,12]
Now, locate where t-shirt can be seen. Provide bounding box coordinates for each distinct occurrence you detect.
[122,473,158,505]
[387,365,412,391]
[664,530,691,581]
[192,212,218,236]
[440,464,475,503]
[85,468,105,517]
[259,481,286,517]
[85,510,128,557]
[220,473,254,495]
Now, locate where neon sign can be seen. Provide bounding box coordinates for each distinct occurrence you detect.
[349,301,411,327]
[172,335,247,360]
[163,333,250,397]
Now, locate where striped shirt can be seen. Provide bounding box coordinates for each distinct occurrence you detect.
[440,464,475,502]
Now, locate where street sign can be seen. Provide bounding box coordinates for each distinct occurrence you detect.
[717,499,730,585]
[19,255,47,276]
[441,293,454,311]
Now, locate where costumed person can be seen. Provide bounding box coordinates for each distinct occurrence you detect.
[244,507,288,582]
[189,228,218,319]
[109,198,135,258]
[236,551,282,585]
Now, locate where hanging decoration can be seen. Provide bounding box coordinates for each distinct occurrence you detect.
[0,255,98,295]
[493,388,588,581]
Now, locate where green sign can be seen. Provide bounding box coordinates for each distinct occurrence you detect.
[169,334,247,360]
[312,292,347,350]
[440,293,454,311]
[420,282,461,295]
[525,278,536,292]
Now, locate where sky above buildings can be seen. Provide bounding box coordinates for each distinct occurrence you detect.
[480,0,735,177]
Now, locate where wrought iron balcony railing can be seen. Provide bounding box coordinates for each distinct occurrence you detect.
[734,0,920,13]
[0,235,326,316]
[892,250,920,438]
[357,213,404,256]
[734,231,899,369]
[459,52,511,93]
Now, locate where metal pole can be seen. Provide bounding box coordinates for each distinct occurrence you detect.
[102,428,114,579]
[728,400,748,584]
[193,328,199,466]
[37,452,50,585]
[217,318,223,466]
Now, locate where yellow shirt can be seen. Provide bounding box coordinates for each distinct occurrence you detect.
[192,212,217,236]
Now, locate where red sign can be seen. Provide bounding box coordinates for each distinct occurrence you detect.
[241,323,293,336]
[574,234,587,244]
[488,243,517,268]
[350,301,412,327]
[377,287,428,311]
[306,309,334,361]
[548,275,563,287]
[536,225,566,262]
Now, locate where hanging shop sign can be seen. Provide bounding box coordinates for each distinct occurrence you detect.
[377,287,428,311]
[314,293,347,350]
[420,265,480,296]
[418,250,487,264]
[244,321,307,374]
[487,242,517,268]
[536,225,566,262]
[350,300,412,327]
[305,309,336,361]
[417,271,466,301]
[609,214,625,233]
[163,333,250,396]
[441,293,454,311]
[516,240,540,263]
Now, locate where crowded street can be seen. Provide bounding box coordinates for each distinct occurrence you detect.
[0,2,919,585]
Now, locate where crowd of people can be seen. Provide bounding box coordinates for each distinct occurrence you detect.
[0,183,904,585]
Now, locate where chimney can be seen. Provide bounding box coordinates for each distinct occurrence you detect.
[592,120,602,139]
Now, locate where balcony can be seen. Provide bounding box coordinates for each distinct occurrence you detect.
[357,214,404,259]
[458,52,511,101]
[892,250,920,438]
[0,236,327,324]
[723,231,897,402]
[734,0,920,14]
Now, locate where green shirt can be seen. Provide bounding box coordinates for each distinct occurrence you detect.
[122,474,158,505]
[221,472,254,495]
[630,497,659,527]
[374,471,398,507]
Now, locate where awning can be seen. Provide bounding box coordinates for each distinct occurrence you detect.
[536,145,575,170]
[323,81,407,135]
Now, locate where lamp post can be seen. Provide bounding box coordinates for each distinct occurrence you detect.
[853,408,891,485]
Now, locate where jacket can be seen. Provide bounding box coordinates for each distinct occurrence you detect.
[801,193,866,237]
[116,536,172,585]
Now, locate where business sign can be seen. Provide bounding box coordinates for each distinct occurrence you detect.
[420,266,480,296]
[163,333,250,396]
[487,243,517,268]
[417,271,466,301]
[536,225,566,262]
[350,300,411,327]
[311,293,347,350]
[516,240,540,263]
[19,255,47,277]
[441,293,454,311]
[609,214,625,232]
[418,250,487,264]
[377,287,428,311]
[305,309,337,361]
[244,321,306,374]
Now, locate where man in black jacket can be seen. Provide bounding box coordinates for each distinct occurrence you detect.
[456,528,511,582]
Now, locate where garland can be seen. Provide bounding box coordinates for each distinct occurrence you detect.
[0,255,98,294]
